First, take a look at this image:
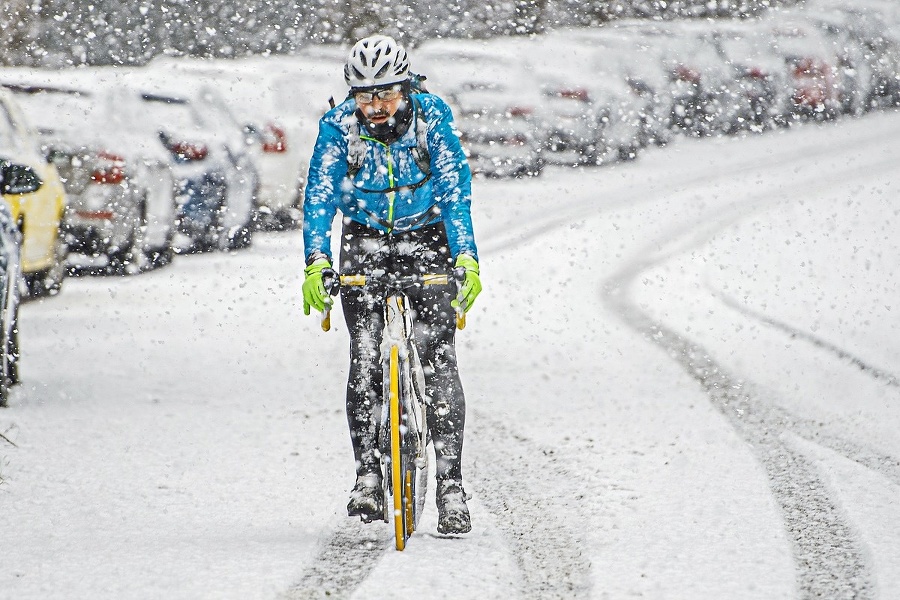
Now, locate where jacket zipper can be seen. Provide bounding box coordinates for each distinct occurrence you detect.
[359,135,396,233]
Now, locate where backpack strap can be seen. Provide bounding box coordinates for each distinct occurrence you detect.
[346,117,367,180]
[409,96,432,177]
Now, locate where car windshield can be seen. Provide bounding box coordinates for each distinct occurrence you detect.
[135,94,200,134]
[189,88,239,134]
[5,87,97,135]
[718,33,771,64]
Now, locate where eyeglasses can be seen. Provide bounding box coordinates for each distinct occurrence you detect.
[354,88,402,104]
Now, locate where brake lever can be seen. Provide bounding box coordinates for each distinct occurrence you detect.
[320,268,339,332]
[452,266,467,330]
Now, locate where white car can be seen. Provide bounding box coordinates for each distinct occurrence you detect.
[143,56,327,230]
[415,40,549,178]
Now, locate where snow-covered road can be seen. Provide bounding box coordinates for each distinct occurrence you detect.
[2,109,899,600]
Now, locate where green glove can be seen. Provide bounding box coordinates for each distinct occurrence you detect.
[302,258,333,315]
[452,254,481,313]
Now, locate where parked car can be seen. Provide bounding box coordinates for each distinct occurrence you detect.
[446,83,545,178]
[640,21,746,138]
[1,82,177,273]
[0,159,31,405]
[767,20,843,121]
[707,20,794,131]
[798,5,900,111]
[549,26,679,144]
[816,0,900,107]
[146,56,323,230]
[105,84,256,252]
[415,40,548,178]
[792,9,877,116]
[555,28,674,147]
[483,33,644,166]
[0,88,67,298]
[538,79,643,165]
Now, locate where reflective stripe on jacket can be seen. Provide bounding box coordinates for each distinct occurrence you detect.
[303,93,478,263]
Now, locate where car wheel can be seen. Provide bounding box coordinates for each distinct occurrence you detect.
[108,201,148,275]
[226,221,253,251]
[25,226,68,298]
[0,280,17,407]
[618,144,639,162]
[146,228,176,270]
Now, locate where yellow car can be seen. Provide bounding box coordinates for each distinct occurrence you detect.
[0,89,67,298]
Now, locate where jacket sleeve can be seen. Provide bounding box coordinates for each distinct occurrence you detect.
[426,97,479,262]
[303,117,349,263]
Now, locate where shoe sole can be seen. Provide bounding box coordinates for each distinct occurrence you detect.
[437,518,472,534]
[348,505,383,523]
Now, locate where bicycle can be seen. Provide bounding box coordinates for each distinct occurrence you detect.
[321,268,465,551]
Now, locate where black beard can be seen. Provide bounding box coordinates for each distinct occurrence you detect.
[357,97,413,145]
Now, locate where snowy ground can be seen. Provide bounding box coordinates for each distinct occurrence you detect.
[1,79,899,598]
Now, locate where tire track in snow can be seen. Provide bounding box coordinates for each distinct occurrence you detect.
[602,150,900,599]
[715,290,900,388]
[622,320,875,600]
[712,289,900,488]
[469,412,594,599]
[281,420,594,600]
[281,519,392,600]
[468,122,900,599]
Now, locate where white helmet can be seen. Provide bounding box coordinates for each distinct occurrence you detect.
[344,35,410,89]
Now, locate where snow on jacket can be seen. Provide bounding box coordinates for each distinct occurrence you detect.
[303,93,478,263]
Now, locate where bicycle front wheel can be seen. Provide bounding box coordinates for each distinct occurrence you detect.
[388,343,431,551]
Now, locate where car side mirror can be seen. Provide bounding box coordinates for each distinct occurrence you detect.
[0,160,44,195]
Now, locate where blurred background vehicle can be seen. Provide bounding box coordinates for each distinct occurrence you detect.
[49,66,258,253]
[798,4,900,111]
[0,88,67,299]
[145,56,330,231]
[0,159,32,405]
[487,33,645,166]
[103,82,256,253]
[178,84,260,248]
[795,8,878,116]
[815,0,900,108]
[766,18,843,121]
[1,82,178,273]
[415,40,548,178]
[548,26,677,147]
[707,20,794,131]
[450,88,546,178]
[641,21,746,138]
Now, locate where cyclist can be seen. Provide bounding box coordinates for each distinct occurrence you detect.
[301,34,482,535]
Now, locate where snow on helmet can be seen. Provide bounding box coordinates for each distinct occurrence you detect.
[344,35,410,89]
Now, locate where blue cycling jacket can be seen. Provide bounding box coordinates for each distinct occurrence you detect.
[303,93,478,263]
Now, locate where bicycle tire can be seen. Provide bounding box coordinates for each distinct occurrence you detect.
[389,344,406,550]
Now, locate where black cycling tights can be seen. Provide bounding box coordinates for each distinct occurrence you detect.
[339,219,466,483]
